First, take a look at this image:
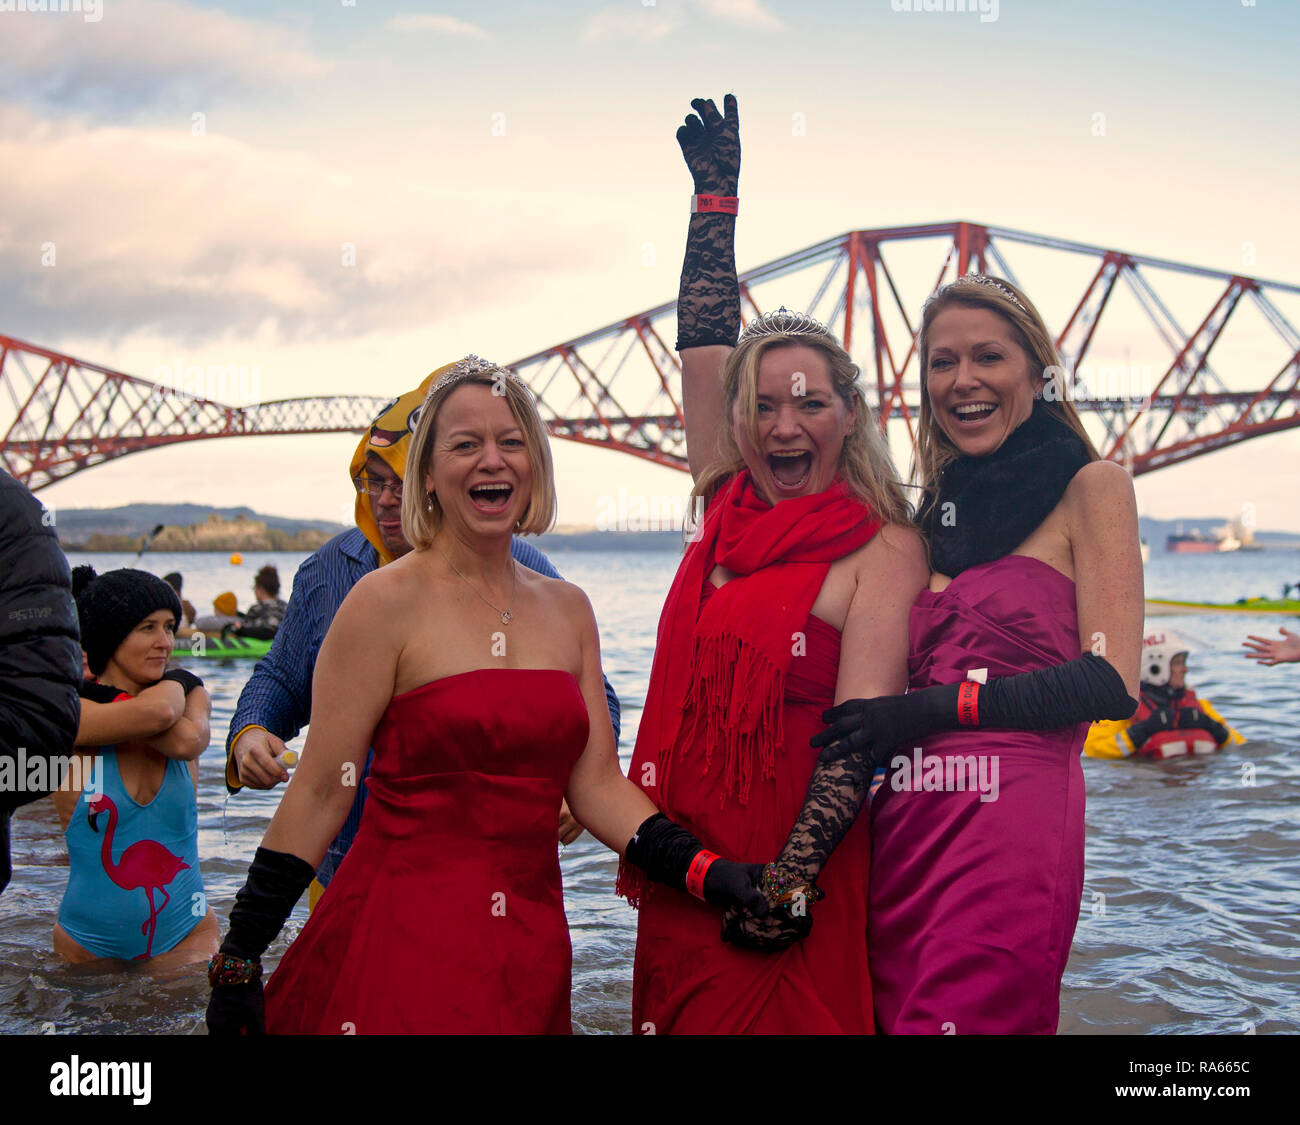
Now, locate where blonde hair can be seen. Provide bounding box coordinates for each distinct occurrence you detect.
[914,276,1100,534]
[691,327,912,530]
[401,371,557,548]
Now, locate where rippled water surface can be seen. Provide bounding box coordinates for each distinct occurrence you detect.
[3,547,1298,1034]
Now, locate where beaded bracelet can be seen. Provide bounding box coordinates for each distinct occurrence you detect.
[208,952,263,988]
[760,863,825,910]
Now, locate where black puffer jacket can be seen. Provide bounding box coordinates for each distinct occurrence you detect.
[0,469,81,894]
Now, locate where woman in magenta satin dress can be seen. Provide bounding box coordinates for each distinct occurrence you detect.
[769,275,1144,1034]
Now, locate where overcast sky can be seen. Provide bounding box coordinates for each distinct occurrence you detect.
[4,0,1298,531]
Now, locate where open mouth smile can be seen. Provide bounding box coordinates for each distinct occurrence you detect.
[468,482,514,513]
[767,450,813,491]
[951,401,998,426]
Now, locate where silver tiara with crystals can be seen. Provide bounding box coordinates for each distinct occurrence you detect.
[948,274,1028,312]
[428,354,530,398]
[738,307,833,342]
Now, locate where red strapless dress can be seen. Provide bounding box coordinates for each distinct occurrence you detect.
[264,669,589,1034]
[631,583,874,1034]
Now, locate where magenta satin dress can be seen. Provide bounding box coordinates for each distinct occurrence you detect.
[868,555,1088,1035]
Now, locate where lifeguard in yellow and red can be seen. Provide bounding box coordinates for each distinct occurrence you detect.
[1086,633,1243,760]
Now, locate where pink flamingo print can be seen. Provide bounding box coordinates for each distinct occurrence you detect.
[87,793,189,960]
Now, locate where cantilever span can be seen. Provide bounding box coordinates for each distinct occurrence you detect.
[4,221,1300,491]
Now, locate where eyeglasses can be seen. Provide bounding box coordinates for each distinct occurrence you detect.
[353,475,404,499]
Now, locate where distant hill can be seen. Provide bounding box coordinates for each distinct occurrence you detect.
[55,503,348,552]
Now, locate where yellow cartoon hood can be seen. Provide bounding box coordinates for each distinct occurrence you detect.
[349,360,460,565]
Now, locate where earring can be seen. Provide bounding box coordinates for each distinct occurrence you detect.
[426,490,435,511]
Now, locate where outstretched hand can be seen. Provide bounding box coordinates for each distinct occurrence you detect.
[677,94,740,197]
[1243,627,1300,666]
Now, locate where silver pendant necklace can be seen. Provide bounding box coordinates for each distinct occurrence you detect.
[441,549,515,626]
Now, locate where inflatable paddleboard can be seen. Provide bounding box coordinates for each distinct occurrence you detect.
[1145,597,1300,617]
[171,635,274,659]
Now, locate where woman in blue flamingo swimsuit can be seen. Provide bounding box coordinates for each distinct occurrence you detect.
[52,567,217,968]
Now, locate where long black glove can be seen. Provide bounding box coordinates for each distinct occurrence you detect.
[725,655,1137,950]
[206,847,314,1036]
[624,813,769,916]
[676,95,741,351]
[812,653,1136,762]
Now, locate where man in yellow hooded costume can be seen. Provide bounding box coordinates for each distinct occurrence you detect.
[225,362,617,906]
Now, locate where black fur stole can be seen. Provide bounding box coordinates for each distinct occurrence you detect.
[920,405,1092,577]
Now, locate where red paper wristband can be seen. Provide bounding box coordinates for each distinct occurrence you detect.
[691,194,739,215]
[685,849,720,900]
[957,681,981,726]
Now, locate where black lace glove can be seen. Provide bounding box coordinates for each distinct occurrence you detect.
[624,813,768,915]
[723,744,875,952]
[676,94,742,350]
[722,904,811,950]
[206,846,314,1036]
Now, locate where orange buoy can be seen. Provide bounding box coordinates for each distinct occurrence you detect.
[230,553,243,565]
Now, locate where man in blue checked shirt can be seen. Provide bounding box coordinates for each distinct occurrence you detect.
[226,370,619,910]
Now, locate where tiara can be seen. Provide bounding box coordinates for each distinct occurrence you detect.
[948,274,1028,312]
[428,354,529,397]
[738,307,832,342]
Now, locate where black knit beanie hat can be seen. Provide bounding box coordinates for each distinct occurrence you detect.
[72,566,182,675]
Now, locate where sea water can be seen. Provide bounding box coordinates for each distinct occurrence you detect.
[2,547,1297,1034]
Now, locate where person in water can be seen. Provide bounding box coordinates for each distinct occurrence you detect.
[52,567,217,966]
[617,95,927,1034]
[1086,633,1242,759]
[236,565,286,639]
[225,366,615,910]
[162,572,197,630]
[206,357,767,1034]
[193,591,241,635]
[745,273,1143,1034]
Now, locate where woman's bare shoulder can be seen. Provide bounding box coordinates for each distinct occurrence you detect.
[1064,460,1137,534]
[851,522,929,575]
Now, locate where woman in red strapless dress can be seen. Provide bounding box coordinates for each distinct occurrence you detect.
[629,584,878,1033]
[207,358,771,1035]
[264,669,588,1034]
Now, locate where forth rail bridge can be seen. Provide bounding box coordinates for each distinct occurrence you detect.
[4,221,1299,492]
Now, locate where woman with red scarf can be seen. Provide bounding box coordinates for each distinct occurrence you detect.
[617,97,927,1033]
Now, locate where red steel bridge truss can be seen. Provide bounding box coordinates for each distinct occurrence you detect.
[4,220,1300,492]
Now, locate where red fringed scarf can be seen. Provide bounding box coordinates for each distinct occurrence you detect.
[618,470,881,905]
